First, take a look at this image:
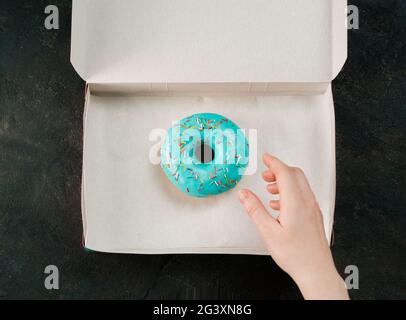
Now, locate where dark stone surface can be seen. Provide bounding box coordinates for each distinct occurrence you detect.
[0,0,404,300]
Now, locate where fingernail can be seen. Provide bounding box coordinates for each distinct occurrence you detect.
[238,190,248,203]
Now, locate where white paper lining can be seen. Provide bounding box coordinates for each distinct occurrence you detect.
[82,88,335,254]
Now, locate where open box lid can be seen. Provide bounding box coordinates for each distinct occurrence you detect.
[71,0,347,85]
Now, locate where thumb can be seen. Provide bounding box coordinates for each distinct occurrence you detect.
[238,189,281,240]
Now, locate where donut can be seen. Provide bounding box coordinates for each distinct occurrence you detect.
[160,113,249,198]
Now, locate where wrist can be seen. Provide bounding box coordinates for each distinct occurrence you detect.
[293,267,349,300]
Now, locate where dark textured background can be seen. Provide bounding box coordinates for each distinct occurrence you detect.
[0,0,405,300]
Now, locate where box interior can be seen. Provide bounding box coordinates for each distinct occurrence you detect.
[82,87,336,254]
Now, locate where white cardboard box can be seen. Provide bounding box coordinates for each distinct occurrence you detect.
[71,0,347,254]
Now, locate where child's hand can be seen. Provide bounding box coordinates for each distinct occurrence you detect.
[238,154,349,300]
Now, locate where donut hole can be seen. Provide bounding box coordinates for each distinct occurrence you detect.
[195,143,215,164]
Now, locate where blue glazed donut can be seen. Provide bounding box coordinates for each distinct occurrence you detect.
[160,113,249,198]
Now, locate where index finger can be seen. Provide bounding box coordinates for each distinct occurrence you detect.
[262,153,289,177]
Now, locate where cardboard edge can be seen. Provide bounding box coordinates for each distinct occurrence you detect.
[70,0,89,81]
[327,85,337,245]
[331,0,348,79]
[82,246,269,256]
[88,82,330,96]
[81,85,91,247]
